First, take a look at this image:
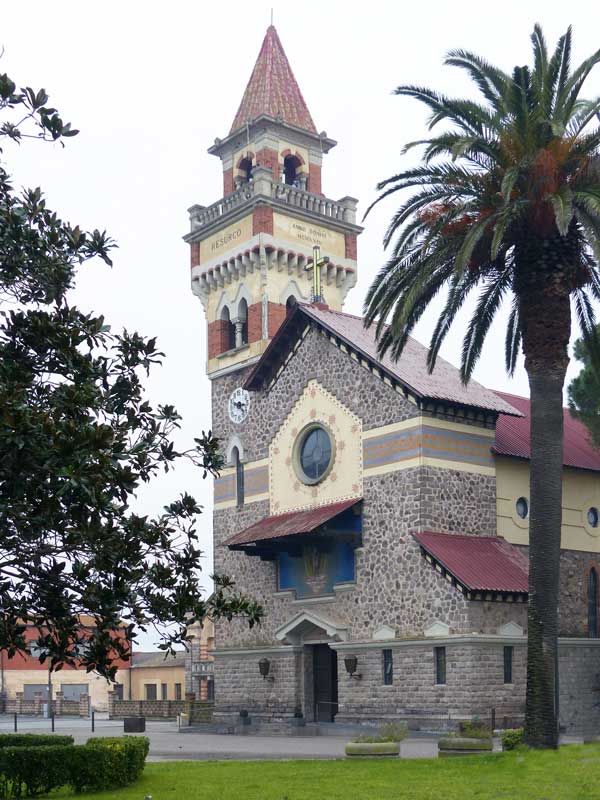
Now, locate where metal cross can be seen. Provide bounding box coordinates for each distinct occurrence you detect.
[307,245,329,303]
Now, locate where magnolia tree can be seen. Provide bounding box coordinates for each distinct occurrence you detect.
[0,73,262,679]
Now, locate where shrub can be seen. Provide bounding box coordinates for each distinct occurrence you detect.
[75,736,150,790]
[458,720,492,739]
[0,734,73,749]
[0,736,149,798]
[354,722,408,743]
[502,728,525,751]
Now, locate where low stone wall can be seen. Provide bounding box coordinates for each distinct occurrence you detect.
[2,691,89,717]
[108,697,214,721]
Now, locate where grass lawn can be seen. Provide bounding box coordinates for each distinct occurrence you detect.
[54,744,600,800]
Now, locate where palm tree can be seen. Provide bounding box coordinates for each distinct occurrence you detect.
[364,26,600,748]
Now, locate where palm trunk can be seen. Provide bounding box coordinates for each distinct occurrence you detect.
[520,275,570,749]
[524,366,565,747]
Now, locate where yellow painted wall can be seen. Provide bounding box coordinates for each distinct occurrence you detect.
[272,212,346,260]
[270,380,362,515]
[130,665,185,701]
[496,455,600,552]
[199,214,253,264]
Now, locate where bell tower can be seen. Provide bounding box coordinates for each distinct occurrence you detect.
[185,25,362,379]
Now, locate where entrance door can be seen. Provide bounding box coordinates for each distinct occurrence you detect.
[313,644,338,722]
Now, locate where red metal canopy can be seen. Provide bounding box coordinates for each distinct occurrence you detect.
[224,498,361,548]
[495,391,600,472]
[413,531,529,594]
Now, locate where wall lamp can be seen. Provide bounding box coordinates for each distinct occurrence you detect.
[344,654,362,680]
[258,657,275,682]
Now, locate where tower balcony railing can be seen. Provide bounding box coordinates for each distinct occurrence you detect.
[188,169,358,233]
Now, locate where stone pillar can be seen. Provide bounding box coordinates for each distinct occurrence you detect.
[15,692,23,714]
[78,693,89,718]
[251,165,273,198]
[233,318,244,350]
[54,691,63,717]
[338,196,358,225]
[33,692,43,716]
[107,690,116,718]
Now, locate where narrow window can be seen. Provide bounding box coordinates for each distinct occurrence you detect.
[233,447,244,507]
[238,298,248,346]
[434,647,446,685]
[161,683,167,700]
[283,155,299,185]
[503,646,513,684]
[175,683,182,701]
[145,684,157,700]
[382,649,393,685]
[220,307,235,352]
[589,568,598,638]
[238,157,253,183]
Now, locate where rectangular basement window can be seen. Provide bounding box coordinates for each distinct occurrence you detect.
[504,646,513,684]
[434,646,446,685]
[382,649,393,685]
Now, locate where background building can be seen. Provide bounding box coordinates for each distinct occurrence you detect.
[1,617,131,712]
[129,651,186,701]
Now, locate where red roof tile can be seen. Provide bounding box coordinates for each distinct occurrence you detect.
[230,26,317,134]
[413,531,529,594]
[224,498,360,547]
[246,304,520,417]
[495,391,600,472]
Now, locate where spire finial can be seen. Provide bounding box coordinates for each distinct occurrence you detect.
[270,8,273,26]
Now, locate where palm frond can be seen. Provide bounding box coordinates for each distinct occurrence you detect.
[460,269,512,382]
[505,296,522,376]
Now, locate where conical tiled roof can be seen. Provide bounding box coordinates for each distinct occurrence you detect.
[230,26,317,135]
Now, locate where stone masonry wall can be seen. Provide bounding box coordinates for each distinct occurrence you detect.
[559,642,600,736]
[212,327,504,663]
[211,326,420,465]
[335,642,527,727]
[212,649,303,718]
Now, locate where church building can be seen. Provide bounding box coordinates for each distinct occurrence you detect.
[185,25,600,735]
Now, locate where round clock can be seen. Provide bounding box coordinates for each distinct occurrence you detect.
[228,387,250,424]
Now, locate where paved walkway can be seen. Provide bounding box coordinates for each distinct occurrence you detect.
[0,714,440,760]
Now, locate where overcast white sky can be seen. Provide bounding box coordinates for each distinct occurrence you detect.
[2,1,599,648]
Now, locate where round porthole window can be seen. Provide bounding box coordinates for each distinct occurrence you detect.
[516,497,529,520]
[295,425,334,484]
[588,507,599,529]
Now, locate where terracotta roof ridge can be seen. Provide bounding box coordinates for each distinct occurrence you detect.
[495,388,578,416]
[416,531,504,541]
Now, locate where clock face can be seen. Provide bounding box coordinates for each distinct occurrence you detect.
[228,387,250,424]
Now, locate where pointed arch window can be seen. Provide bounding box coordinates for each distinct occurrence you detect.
[238,298,248,346]
[589,568,598,638]
[232,446,244,508]
[220,306,236,352]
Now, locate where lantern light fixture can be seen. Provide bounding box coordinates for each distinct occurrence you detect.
[344,654,361,680]
[258,657,275,682]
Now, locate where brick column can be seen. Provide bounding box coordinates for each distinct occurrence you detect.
[54,691,63,717]
[15,692,23,714]
[33,692,43,716]
[78,693,89,718]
